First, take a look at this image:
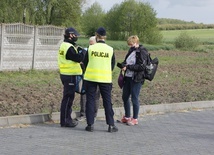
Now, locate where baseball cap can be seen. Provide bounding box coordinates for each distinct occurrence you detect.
[65,27,80,36]
[96,27,106,36]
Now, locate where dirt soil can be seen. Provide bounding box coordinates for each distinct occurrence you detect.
[0,50,213,117]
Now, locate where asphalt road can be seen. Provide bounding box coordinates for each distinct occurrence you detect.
[0,109,214,155]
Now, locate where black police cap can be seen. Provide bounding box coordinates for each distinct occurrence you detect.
[96,27,106,36]
[65,27,80,36]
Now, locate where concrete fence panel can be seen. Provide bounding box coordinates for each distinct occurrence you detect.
[0,23,64,71]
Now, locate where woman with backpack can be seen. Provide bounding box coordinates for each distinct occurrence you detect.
[119,35,148,125]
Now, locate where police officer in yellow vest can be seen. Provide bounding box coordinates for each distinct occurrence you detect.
[58,27,86,127]
[83,27,118,132]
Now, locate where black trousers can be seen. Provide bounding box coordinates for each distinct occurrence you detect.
[79,88,100,117]
[60,74,76,126]
[85,80,115,126]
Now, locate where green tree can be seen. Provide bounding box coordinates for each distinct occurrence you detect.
[80,2,105,36]
[0,0,85,28]
[47,0,85,27]
[0,0,36,24]
[0,0,21,23]
[103,4,121,40]
[105,0,162,44]
[0,0,8,23]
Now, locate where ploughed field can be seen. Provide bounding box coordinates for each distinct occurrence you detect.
[0,50,213,117]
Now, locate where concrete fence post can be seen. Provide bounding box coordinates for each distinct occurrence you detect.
[32,25,37,70]
[0,23,4,71]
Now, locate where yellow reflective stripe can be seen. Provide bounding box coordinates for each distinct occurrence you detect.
[85,73,111,80]
[60,72,82,75]
[60,64,82,73]
[60,66,81,70]
[60,64,78,68]
[84,67,112,82]
[86,68,111,74]
[85,74,111,81]
[60,68,82,73]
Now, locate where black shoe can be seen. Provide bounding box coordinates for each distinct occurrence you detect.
[85,125,94,132]
[61,120,78,128]
[108,125,118,133]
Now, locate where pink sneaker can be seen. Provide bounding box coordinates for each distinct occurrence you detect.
[127,118,138,126]
[121,116,131,123]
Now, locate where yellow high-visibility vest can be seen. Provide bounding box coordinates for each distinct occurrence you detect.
[84,43,113,83]
[58,42,82,75]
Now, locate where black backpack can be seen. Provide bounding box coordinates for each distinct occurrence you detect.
[144,53,159,81]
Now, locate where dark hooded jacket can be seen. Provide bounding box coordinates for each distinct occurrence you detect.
[124,45,148,83]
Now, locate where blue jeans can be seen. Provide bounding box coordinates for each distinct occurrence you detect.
[122,77,142,119]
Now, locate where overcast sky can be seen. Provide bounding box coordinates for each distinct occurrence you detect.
[87,0,214,24]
